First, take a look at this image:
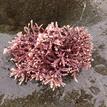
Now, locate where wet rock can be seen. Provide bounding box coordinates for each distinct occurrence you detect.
[92,50,107,66]
[95,64,107,75]
[99,101,107,107]
[98,44,105,49]
[63,90,93,107]
[89,86,100,95]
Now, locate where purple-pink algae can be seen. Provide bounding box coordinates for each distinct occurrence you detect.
[3,20,93,90]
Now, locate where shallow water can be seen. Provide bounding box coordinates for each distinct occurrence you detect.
[0,0,107,107]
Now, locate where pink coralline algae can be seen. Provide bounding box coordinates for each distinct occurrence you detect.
[3,20,93,90]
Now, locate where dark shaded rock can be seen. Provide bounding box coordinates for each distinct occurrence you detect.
[0,0,99,32]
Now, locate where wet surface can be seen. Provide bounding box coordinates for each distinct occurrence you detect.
[0,0,107,107]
